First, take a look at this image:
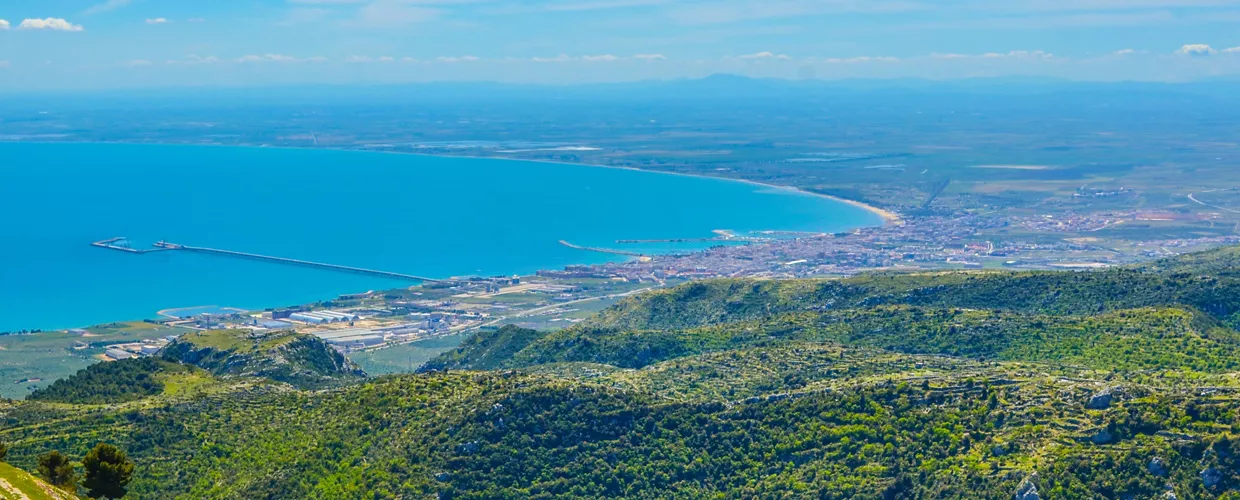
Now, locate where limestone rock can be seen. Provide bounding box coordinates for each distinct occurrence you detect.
[1091,429,1115,445]
[1014,474,1040,500]
[1148,457,1168,477]
[1201,468,1223,490]
[1086,389,1114,410]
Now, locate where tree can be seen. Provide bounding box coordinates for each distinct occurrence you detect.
[0,441,8,462]
[37,450,77,492]
[82,443,134,499]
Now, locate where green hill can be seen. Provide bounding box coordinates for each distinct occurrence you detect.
[420,325,543,372]
[160,329,365,389]
[5,247,1240,498]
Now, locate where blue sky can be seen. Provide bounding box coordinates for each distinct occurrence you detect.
[4,0,1240,89]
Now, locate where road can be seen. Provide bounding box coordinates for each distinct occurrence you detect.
[1188,190,1240,214]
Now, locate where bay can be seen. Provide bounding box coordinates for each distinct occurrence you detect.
[0,142,882,331]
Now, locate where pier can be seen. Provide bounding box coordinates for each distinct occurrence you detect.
[92,238,446,283]
[152,241,446,283]
[615,238,723,244]
[559,240,648,258]
[91,237,173,254]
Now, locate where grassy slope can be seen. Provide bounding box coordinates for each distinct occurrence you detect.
[0,463,74,500]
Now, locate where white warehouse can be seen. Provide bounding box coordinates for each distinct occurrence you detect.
[289,310,360,324]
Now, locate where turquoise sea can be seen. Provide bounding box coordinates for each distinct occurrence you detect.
[0,142,882,332]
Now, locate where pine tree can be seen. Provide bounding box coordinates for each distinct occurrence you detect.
[37,451,77,492]
[82,443,135,499]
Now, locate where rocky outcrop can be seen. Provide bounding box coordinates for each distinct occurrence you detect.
[1014,474,1040,500]
[1091,429,1115,445]
[1086,388,1115,410]
[1201,468,1223,490]
[1148,457,1168,477]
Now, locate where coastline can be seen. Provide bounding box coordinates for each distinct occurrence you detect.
[365,147,902,226]
[7,139,900,227]
[2,139,897,332]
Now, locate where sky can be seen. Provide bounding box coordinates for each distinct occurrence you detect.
[4,0,1240,89]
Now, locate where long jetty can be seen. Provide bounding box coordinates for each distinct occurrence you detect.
[150,241,446,283]
[89,238,444,283]
[558,240,647,258]
[615,238,722,244]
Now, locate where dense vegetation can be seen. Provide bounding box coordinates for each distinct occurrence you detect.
[27,358,169,405]
[421,325,543,372]
[6,246,1240,498]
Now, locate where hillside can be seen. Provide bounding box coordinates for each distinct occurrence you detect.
[0,463,74,500]
[160,329,365,389]
[420,325,543,372]
[3,247,1240,498]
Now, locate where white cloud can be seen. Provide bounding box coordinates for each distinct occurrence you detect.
[1178,44,1215,56]
[981,50,1054,59]
[1221,47,1240,54]
[633,53,666,61]
[18,18,85,32]
[818,56,900,64]
[532,54,573,63]
[346,55,397,63]
[1113,48,1138,55]
[0,20,9,30]
[582,54,619,62]
[236,54,326,63]
[84,0,132,15]
[0,61,9,68]
[402,56,419,63]
[737,51,791,60]
[436,55,480,63]
[187,18,206,23]
[931,50,1053,59]
[146,18,169,25]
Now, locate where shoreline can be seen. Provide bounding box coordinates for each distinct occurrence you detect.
[2,139,898,333]
[5,139,900,226]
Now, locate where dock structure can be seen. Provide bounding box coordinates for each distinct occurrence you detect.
[615,238,723,244]
[150,241,447,283]
[91,237,445,283]
[91,237,172,254]
[558,240,647,258]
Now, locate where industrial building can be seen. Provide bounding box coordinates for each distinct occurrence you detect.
[289,310,360,324]
[105,348,137,360]
[311,327,387,351]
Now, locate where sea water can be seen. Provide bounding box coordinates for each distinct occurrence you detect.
[0,142,882,331]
